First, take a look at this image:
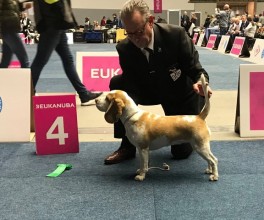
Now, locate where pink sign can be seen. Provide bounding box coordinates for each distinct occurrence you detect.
[9,61,21,68]
[206,34,217,49]
[82,56,122,91]
[192,33,199,44]
[250,72,264,130]
[230,37,245,55]
[154,0,162,13]
[33,95,79,155]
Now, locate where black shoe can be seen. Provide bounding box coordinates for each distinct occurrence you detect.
[225,50,230,54]
[104,137,136,164]
[171,144,193,160]
[80,92,102,106]
[239,55,250,58]
[212,47,218,50]
[104,147,136,165]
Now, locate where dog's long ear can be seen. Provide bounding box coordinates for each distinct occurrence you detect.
[104,97,125,124]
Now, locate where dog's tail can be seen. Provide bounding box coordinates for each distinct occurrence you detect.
[199,74,210,120]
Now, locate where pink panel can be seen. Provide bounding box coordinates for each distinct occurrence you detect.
[192,33,198,44]
[82,56,122,91]
[9,61,21,68]
[250,72,264,130]
[33,95,79,155]
[230,37,245,55]
[206,35,217,48]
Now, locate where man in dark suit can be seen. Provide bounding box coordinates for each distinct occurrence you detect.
[104,0,212,165]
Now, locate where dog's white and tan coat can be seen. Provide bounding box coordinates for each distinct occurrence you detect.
[95,74,218,181]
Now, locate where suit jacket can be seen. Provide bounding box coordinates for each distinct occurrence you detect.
[116,23,208,102]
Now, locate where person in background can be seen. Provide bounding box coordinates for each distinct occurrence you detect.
[93,21,101,30]
[225,17,241,53]
[239,14,249,37]
[209,14,219,27]
[104,0,212,165]
[31,0,101,105]
[259,13,264,26]
[20,12,32,44]
[84,17,90,32]
[181,11,190,32]
[100,16,106,28]
[215,5,230,35]
[112,13,119,28]
[203,14,211,29]
[106,17,112,28]
[240,16,257,56]
[253,14,259,23]
[0,0,30,68]
[190,12,197,26]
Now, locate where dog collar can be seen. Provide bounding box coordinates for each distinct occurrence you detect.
[123,111,139,125]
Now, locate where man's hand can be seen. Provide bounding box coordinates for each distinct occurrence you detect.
[193,81,212,97]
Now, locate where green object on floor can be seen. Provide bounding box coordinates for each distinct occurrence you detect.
[46,164,72,177]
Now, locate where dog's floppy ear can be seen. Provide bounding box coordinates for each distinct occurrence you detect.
[104,95,125,124]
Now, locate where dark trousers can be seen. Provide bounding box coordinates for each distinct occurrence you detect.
[225,34,238,52]
[31,29,87,95]
[23,29,30,44]
[110,74,204,148]
[220,27,228,36]
[0,32,29,68]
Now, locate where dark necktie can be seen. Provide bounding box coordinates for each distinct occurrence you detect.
[144,47,154,69]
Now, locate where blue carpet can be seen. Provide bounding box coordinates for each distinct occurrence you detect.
[0,141,264,220]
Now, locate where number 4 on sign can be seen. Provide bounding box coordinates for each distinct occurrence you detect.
[46,116,69,145]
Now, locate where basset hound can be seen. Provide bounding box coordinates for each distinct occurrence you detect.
[95,74,218,182]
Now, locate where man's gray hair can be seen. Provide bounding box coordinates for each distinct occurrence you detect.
[120,0,151,22]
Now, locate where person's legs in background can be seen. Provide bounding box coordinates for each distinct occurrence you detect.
[0,40,12,68]
[31,29,101,103]
[220,27,228,36]
[0,32,29,68]
[55,31,101,104]
[31,29,61,89]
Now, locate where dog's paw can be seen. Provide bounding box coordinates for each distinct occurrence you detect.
[136,169,141,175]
[135,174,145,181]
[209,174,218,181]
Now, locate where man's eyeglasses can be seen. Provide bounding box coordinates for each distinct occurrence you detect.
[124,22,148,37]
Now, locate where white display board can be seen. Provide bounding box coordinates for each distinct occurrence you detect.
[239,64,264,137]
[196,33,205,46]
[0,69,31,142]
[249,38,264,64]
[218,35,230,53]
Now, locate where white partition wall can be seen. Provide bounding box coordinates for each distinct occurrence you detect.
[0,69,31,142]
[239,65,264,137]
